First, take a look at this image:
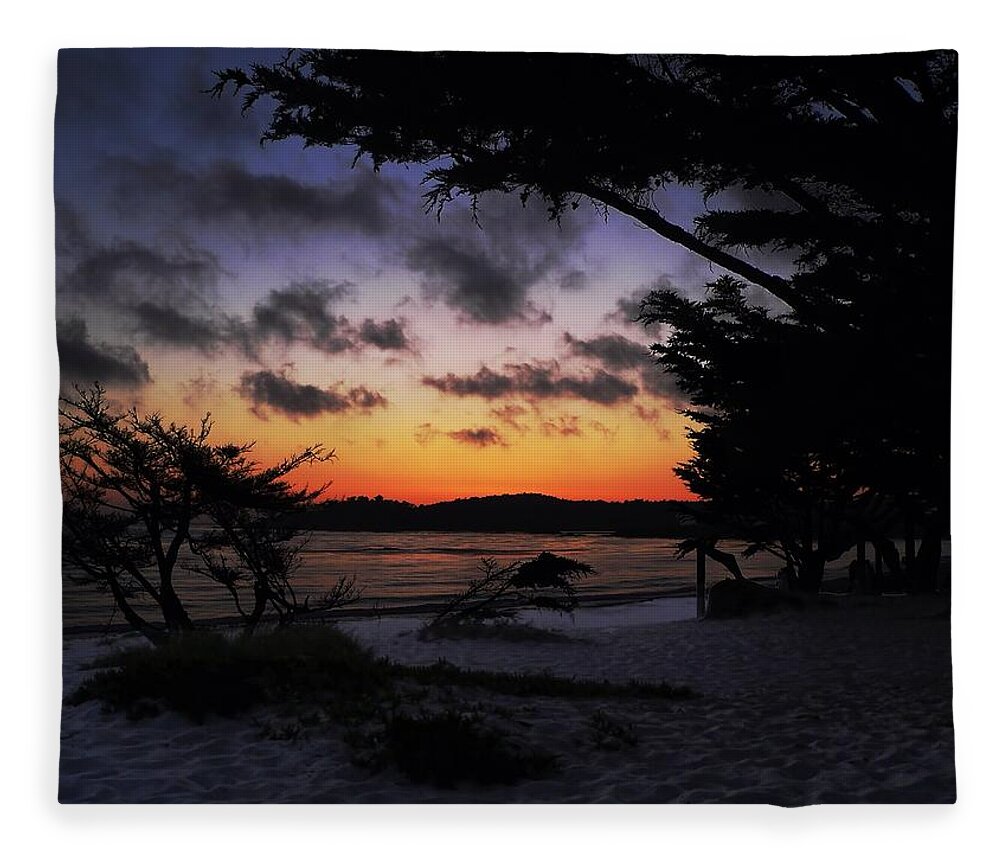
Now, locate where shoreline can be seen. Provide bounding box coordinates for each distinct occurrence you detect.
[60,574,821,639]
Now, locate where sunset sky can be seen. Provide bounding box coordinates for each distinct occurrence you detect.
[52,48,755,503]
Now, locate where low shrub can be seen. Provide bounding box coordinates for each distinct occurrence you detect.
[391,660,695,700]
[380,710,557,788]
[67,625,389,722]
[589,709,639,750]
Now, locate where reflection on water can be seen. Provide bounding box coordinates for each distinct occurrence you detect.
[62,531,951,629]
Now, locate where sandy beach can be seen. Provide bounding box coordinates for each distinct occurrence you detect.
[59,595,955,804]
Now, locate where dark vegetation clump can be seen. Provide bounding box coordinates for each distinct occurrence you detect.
[588,710,639,750]
[391,660,694,701]
[704,577,805,620]
[377,710,557,788]
[67,626,388,722]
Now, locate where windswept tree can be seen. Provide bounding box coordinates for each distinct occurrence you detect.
[213,50,956,589]
[430,552,595,627]
[187,504,359,634]
[60,384,347,642]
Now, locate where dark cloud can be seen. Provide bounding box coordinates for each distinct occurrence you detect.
[563,330,681,403]
[422,361,638,406]
[237,369,387,419]
[607,275,713,338]
[606,274,701,339]
[130,302,227,353]
[563,332,649,371]
[422,366,513,399]
[107,277,414,361]
[250,280,355,354]
[407,239,542,325]
[558,270,589,291]
[55,200,91,259]
[358,317,412,351]
[60,237,223,307]
[244,281,413,358]
[406,193,590,325]
[447,427,507,448]
[347,387,388,411]
[57,317,151,388]
[640,362,683,403]
[109,157,399,238]
[238,370,351,418]
[606,288,663,338]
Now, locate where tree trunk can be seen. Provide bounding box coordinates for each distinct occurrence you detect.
[904,510,917,583]
[793,504,825,592]
[872,536,901,591]
[696,547,706,619]
[874,543,884,593]
[704,545,745,580]
[797,550,826,593]
[108,580,166,645]
[158,583,195,633]
[242,583,269,635]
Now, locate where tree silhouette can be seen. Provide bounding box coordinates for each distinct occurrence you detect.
[60,384,343,642]
[630,55,956,590]
[647,277,895,590]
[430,552,595,626]
[213,51,956,590]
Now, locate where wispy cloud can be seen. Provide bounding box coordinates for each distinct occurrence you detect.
[490,404,530,433]
[447,427,507,448]
[540,415,582,437]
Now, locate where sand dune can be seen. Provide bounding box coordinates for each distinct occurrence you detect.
[59,596,955,804]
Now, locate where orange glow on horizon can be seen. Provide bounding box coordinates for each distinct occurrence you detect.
[138,366,699,506]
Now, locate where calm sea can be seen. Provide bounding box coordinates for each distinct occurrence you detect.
[62,531,951,630]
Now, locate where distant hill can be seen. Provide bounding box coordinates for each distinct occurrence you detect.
[284,493,705,537]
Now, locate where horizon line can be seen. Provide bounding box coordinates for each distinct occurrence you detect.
[315,491,700,506]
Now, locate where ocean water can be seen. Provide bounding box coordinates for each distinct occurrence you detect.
[61,530,951,629]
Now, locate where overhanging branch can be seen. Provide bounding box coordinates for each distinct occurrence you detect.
[579,182,798,311]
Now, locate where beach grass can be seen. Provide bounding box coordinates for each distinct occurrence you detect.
[66,625,390,722]
[68,624,695,725]
[350,709,559,788]
[390,659,695,700]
